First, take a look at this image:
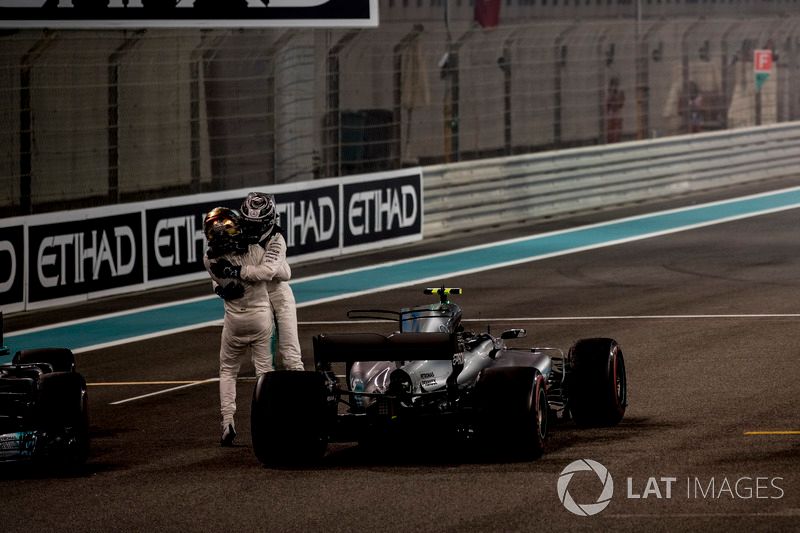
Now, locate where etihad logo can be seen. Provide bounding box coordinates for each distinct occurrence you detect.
[36,226,137,288]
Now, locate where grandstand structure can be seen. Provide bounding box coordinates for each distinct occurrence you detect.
[1,0,799,214]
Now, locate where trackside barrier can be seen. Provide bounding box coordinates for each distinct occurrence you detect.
[0,168,422,313]
[421,123,800,238]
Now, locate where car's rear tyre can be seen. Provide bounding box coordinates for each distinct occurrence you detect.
[14,348,76,373]
[251,371,329,466]
[568,338,627,427]
[475,366,548,460]
[37,372,90,466]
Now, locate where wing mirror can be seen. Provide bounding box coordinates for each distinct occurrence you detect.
[500,328,527,340]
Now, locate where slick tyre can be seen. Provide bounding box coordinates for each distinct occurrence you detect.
[568,338,627,427]
[475,366,548,460]
[251,371,328,466]
[37,372,90,466]
[14,348,76,373]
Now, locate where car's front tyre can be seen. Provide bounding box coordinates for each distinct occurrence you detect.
[567,338,627,427]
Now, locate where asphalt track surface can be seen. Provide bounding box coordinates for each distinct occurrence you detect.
[2,180,799,532]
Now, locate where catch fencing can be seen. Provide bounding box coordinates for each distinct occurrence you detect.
[1,15,799,215]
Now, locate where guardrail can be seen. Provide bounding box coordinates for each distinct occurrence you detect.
[422,123,800,238]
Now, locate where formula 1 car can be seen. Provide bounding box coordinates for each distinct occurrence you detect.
[0,311,89,466]
[251,288,626,465]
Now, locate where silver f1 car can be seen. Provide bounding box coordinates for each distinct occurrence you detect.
[251,288,627,466]
[0,312,89,466]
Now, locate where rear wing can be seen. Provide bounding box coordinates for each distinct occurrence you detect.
[313,332,459,371]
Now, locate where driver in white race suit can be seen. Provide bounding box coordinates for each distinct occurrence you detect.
[203,206,296,447]
[238,192,304,374]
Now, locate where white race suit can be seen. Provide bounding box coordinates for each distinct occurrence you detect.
[204,235,290,431]
[263,233,304,371]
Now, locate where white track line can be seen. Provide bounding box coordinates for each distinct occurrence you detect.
[108,376,261,405]
[297,314,800,326]
[106,313,800,405]
[73,320,222,354]
[8,295,217,338]
[109,377,219,405]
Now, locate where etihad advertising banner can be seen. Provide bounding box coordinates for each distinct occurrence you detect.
[144,184,341,282]
[27,212,144,304]
[0,168,422,311]
[0,0,379,28]
[0,221,25,313]
[342,171,422,251]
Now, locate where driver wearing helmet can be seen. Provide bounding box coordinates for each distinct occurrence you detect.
[237,192,305,373]
[203,206,290,447]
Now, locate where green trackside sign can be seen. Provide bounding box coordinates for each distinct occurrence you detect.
[754,49,773,92]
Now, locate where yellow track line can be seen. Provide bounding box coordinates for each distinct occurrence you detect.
[744,431,800,436]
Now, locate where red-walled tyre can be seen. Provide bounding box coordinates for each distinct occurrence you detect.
[568,338,627,427]
[475,366,548,460]
[251,371,329,467]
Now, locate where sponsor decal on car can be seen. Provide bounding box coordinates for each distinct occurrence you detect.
[0,432,36,460]
[419,371,437,388]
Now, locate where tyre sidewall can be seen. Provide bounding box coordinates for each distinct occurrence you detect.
[568,338,626,427]
[251,371,329,466]
[475,366,547,459]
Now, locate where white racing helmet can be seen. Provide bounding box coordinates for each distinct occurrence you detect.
[240,192,277,240]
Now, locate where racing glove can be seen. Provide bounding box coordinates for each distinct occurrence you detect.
[215,283,245,301]
[210,258,242,280]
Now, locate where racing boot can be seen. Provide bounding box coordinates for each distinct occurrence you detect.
[220,423,237,447]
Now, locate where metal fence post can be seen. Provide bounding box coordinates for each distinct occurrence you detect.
[721,21,742,131]
[324,29,361,178]
[108,30,144,204]
[442,27,475,164]
[681,19,703,134]
[189,29,226,194]
[19,30,57,215]
[393,24,424,169]
[596,29,611,145]
[553,24,579,147]
[498,27,525,156]
[637,21,665,139]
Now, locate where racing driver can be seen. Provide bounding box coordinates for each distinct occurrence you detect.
[237,192,304,373]
[203,206,290,447]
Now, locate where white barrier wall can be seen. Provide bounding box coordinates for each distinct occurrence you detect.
[422,122,800,238]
